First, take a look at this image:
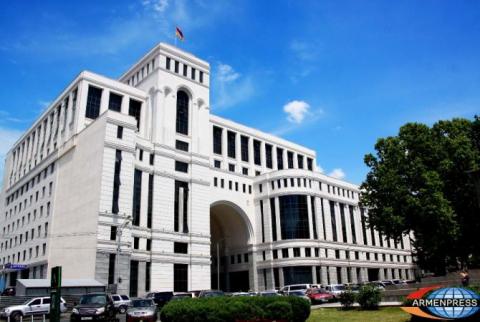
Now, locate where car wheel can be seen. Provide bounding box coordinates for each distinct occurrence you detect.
[11,312,23,322]
[119,306,127,314]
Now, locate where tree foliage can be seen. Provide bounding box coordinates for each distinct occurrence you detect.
[360,116,480,274]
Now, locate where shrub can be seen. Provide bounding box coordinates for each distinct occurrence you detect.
[338,290,356,309]
[160,296,310,322]
[357,285,382,310]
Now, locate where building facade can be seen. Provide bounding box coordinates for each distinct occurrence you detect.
[0,43,415,295]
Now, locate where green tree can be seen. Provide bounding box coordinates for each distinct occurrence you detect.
[360,117,480,274]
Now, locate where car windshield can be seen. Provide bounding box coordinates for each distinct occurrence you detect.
[333,285,345,291]
[290,291,305,296]
[131,299,154,308]
[80,295,107,305]
[290,285,306,290]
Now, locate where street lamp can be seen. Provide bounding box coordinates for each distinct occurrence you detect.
[115,215,131,292]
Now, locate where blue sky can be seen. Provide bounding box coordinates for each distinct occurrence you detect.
[1,0,479,185]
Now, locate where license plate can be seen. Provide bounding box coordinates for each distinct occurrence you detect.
[81,317,93,320]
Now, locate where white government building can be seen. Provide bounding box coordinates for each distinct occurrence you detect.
[0,43,415,296]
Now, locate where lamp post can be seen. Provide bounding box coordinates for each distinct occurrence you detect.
[115,216,131,293]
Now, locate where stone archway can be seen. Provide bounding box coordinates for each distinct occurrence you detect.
[210,201,253,292]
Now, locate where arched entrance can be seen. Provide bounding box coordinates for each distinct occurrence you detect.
[210,201,253,292]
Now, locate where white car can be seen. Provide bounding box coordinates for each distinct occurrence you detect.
[111,294,131,313]
[325,284,346,299]
[0,296,67,321]
[280,284,320,294]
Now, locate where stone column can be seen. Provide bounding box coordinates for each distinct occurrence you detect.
[274,197,282,241]
[340,267,348,284]
[307,196,314,239]
[323,199,333,241]
[320,266,329,286]
[328,266,338,285]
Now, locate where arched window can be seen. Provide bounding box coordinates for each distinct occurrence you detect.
[176,90,189,135]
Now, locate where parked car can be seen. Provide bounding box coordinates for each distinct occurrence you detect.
[280,284,320,294]
[344,283,360,293]
[126,299,157,322]
[190,290,202,298]
[367,281,385,291]
[146,292,173,308]
[1,287,15,296]
[171,292,193,300]
[71,293,117,322]
[286,290,311,303]
[198,290,225,298]
[324,284,346,299]
[259,290,280,297]
[111,294,130,314]
[306,288,335,304]
[1,296,67,321]
[231,292,250,297]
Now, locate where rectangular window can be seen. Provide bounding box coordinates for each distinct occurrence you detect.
[117,126,123,139]
[183,64,188,77]
[307,158,313,171]
[276,148,284,170]
[349,205,357,244]
[174,242,188,254]
[129,99,142,130]
[282,248,289,258]
[293,248,300,257]
[260,200,265,243]
[339,204,347,243]
[147,174,153,229]
[213,126,223,154]
[265,144,273,169]
[129,260,138,297]
[132,169,142,226]
[279,195,310,240]
[133,237,139,249]
[191,68,196,80]
[297,155,304,169]
[175,140,189,151]
[174,264,188,292]
[166,57,171,70]
[149,153,154,165]
[311,196,318,239]
[253,140,261,165]
[200,71,204,83]
[330,201,338,242]
[175,161,188,173]
[240,136,249,162]
[146,239,151,251]
[108,254,116,285]
[270,198,277,241]
[214,160,221,168]
[108,92,123,112]
[112,150,122,214]
[242,167,249,175]
[85,86,102,119]
[287,151,294,169]
[228,164,235,172]
[174,61,179,73]
[227,131,236,158]
[174,181,189,233]
[110,226,117,241]
[145,262,151,292]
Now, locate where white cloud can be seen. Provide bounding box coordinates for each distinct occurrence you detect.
[290,40,318,62]
[283,100,310,124]
[217,64,240,83]
[316,164,324,173]
[0,127,23,186]
[212,63,255,109]
[142,0,169,13]
[329,168,346,180]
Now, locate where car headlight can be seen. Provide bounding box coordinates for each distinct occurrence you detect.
[95,307,105,315]
[4,309,10,313]
[72,308,79,314]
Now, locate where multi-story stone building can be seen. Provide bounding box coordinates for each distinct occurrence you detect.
[0,43,415,295]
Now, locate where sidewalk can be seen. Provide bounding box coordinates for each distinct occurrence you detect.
[311,301,402,309]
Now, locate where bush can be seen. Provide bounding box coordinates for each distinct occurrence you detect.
[357,285,382,310]
[160,296,310,322]
[338,290,356,309]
